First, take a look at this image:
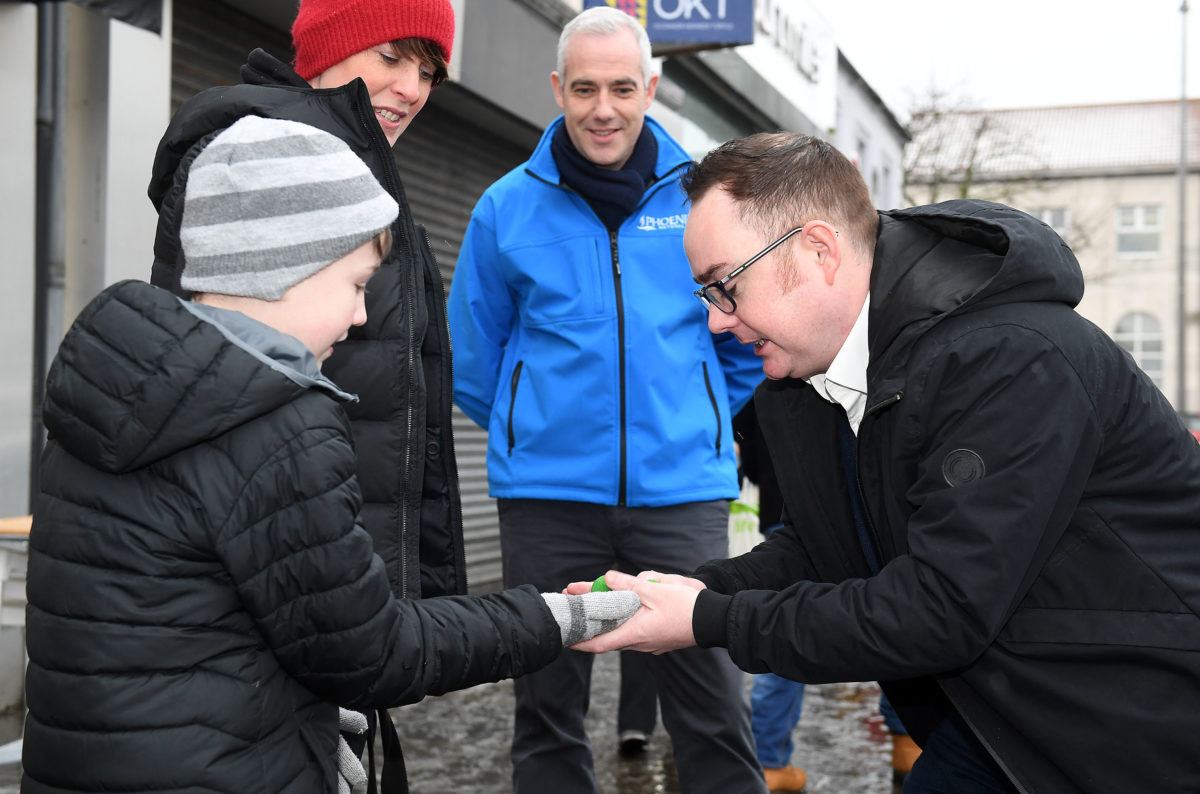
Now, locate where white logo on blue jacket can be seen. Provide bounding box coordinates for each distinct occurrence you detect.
[636,213,688,231]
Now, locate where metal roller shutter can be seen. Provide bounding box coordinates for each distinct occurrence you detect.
[171,0,537,594]
[170,0,289,114]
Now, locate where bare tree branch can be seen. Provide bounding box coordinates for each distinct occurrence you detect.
[903,85,1049,208]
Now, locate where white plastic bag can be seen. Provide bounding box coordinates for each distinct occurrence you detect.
[727,481,760,558]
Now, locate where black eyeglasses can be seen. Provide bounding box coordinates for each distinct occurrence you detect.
[693,225,806,314]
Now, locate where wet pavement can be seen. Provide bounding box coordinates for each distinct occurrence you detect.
[390,650,902,793]
[0,652,903,793]
[0,712,21,793]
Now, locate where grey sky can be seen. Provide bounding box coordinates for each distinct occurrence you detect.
[812,0,1197,116]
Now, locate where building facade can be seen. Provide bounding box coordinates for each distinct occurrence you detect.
[832,50,908,210]
[905,100,1200,416]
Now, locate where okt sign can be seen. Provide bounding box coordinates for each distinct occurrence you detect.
[583,0,754,45]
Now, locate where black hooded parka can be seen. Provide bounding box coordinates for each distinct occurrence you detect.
[692,200,1200,793]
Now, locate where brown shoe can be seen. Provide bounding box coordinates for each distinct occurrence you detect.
[891,733,922,783]
[763,765,807,792]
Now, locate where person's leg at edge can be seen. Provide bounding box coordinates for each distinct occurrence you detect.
[617,648,658,754]
[880,692,921,782]
[622,499,768,794]
[500,498,616,793]
[751,674,806,790]
[902,711,1018,794]
[748,523,806,791]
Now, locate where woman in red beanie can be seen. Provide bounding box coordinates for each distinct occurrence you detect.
[145,0,543,791]
[293,0,455,145]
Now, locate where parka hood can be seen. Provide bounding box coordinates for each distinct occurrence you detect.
[240,47,308,90]
[870,200,1085,359]
[43,280,347,475]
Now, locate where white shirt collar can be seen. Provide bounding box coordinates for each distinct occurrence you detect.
[806,293,870,433]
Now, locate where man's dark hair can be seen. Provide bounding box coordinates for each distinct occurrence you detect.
[682,133,879,258]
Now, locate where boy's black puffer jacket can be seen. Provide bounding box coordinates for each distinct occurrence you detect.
[22,281,560,793]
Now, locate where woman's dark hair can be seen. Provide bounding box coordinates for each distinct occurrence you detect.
[391,37,448,88]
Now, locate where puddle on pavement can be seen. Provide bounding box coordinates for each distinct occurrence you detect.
[390,653,900,793]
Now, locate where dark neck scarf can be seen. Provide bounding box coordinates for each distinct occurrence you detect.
[551,123,659,231]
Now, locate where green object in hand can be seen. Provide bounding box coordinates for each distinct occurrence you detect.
[591,575,656,591]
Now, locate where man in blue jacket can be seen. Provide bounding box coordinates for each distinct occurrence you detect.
[447,7,765,793]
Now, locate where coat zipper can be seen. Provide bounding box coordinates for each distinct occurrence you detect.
[942,690,1031,794]
[507,360,524,456]
[701,362,722,455]
[524,157,690,507]
[354,95,415,597]
[610,231,628,506]
[419,223,468,594]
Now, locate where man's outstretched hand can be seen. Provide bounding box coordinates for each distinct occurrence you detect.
[565,570,706,654]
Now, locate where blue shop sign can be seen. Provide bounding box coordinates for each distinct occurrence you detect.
[583,0,754,45]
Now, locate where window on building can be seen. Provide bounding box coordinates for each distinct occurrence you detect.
[1116,205,1162,258]
[1032,207,1070,244]
[1114,312,1164,387]
[659,64,761,161]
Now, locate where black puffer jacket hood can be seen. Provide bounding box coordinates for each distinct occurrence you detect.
[43,286,340,474]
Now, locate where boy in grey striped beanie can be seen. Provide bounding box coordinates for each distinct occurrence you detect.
[180,115,399,301]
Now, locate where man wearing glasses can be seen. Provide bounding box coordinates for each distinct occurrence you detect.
[446,7,764,793]
[574,132,1200,793]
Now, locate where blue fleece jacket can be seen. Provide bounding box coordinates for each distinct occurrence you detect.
[448,116,763,507]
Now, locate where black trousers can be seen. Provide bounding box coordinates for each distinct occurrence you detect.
[499,498,766,794]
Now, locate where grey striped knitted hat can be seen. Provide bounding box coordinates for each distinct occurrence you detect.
[180,116,399,300]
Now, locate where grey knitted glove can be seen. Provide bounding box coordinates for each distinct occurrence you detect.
[336,708,368,794]
[541,590,642,645]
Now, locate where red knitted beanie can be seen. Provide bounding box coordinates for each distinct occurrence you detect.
[291,0,455,81]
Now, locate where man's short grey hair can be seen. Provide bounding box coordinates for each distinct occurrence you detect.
[556,6,654,84]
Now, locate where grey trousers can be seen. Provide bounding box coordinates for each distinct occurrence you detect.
[499,498,767,794]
